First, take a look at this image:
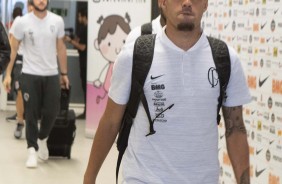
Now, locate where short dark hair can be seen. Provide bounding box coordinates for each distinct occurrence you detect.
[12,7,22,19]
[78,8,87,19]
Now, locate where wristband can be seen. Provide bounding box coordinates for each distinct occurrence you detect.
[61,72,67,76]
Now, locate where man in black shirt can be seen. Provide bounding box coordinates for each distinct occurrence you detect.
[65,8,88,119]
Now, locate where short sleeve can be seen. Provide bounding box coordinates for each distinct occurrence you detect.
[10,17,24,40]
[57,16,65,38]
[223,46,252,107]
[108,43,134,105]
[125,26,141,44]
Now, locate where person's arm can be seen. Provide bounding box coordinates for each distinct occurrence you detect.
[0,22,11,74]
[65,35,86,51]
[3,35,20,92]
[84,98,126,184]
[56,37,69,89]
[222,106,250,184]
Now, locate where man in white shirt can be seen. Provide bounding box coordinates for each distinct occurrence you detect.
[6,3,33,139]
[84,0,251,183]
[3,0,69,168]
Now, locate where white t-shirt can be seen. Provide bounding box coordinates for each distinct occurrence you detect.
[9,17,23,57]
[125,15,163,44]
[109,28,251,184]
[10,11,65,76]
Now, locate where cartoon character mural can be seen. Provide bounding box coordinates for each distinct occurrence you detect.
[85,13,131,137]
[93,13,131,103]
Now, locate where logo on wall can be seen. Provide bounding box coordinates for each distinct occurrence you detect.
[260,59,264,68]
[93,13,131,104]
[251,131,255,140]
[271,19,276,32]
[266,149,271,162]
[232,21,236,31]
[272,79,282,94]
[258,75,269,87]
[268,97,273,109]
[271,113,275,123]
[269,173,280,184]
[248,75,257,89]
[273,47,278,57]
[261,21,267,30]
[255,167,266,178]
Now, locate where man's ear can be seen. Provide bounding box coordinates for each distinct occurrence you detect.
[158,0,165,8]
[204,0,208,11]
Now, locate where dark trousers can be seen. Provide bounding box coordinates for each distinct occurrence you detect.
[20,73,60,150]
[79,58,87,112]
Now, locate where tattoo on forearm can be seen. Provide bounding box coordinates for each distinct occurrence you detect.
[222,106,247,138]
[239,167,250,184]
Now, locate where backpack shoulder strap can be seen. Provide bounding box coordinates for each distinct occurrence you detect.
[127,33,156,116]
[141,22,153,35]
[116,33,156,183]
[207,36,231,124]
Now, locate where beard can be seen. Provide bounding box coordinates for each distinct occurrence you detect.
[33,3,48,12]
[177,22,195,31]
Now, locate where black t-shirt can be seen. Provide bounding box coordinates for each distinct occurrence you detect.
[77,25,87,62]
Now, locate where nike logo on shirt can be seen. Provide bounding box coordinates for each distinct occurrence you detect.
[151,74,164,80]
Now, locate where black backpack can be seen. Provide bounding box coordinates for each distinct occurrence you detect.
[116,23,231,183]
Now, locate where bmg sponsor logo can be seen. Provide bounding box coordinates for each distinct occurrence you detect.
[151,84,165,90]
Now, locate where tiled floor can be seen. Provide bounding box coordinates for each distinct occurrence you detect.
[0,110,119,184]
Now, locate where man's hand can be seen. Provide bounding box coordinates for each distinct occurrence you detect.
[60,75,69,89]
[64,35,72,43]
[3,75,12,93]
